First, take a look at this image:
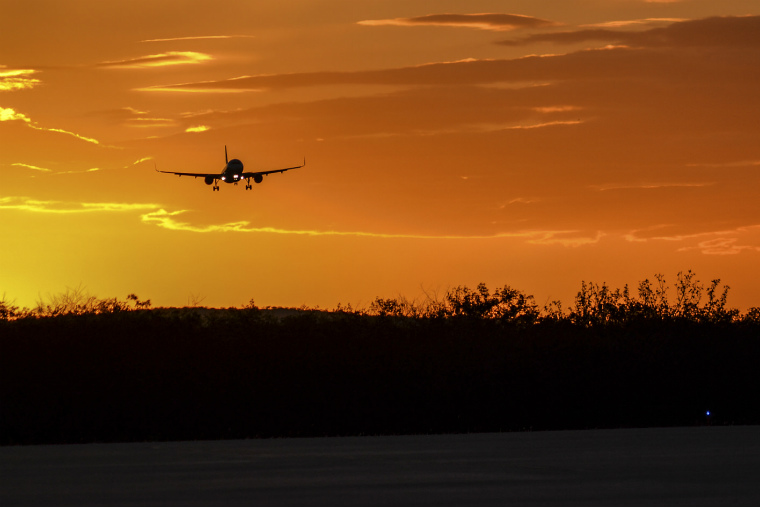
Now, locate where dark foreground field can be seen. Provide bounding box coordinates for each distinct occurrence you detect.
[2,307,759,445]
[2,427,760,506]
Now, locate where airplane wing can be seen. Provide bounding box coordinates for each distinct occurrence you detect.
[242,158,305,178]
[155,168,221,179]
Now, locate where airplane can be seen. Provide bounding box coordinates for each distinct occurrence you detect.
[156,146,304,191]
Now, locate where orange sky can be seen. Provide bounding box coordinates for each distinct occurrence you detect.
[2,0,759,311]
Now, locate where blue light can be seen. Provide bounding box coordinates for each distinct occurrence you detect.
[706,411,711,416]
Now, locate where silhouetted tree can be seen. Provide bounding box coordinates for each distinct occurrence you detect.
[0,294,19,321]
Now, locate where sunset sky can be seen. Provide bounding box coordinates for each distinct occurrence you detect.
[2,0,759,311]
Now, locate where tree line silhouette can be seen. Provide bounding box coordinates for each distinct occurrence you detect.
[2,271,759,445]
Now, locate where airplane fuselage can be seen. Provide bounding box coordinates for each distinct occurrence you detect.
[220,159,245,183]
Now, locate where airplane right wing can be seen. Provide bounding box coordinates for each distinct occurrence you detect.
[242,158,305,179]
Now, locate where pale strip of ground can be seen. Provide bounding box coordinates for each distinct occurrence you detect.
[2,426,759,507]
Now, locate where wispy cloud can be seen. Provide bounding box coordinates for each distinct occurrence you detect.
[504,119,583,130]
[0,197,159,214]
[135,58,546,92]
[185,125,210,133]
[0,107,31,122]
[687,160,760,169]
[97,52,212,69]
[584,18,685,29]
[138,17,759,101]
[592,182,715,191]
[498,15,760,47]
[626,225,760,255]
[28,124,100,144]
[140,209,601,246]
[12,163,52,173]
[137,20,757,94]
[1,106,101,144]
[140,35,255,42]
[88,107,177,128]
[683,237,760,255]
[0,68,40,92]
[358,13,556,31]
[137,75,264,93]
[125,118,177,128]
[125,157,153,168]
[0,196,601,246]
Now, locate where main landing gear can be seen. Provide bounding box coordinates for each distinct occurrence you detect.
[245,177,252,190]
[212,184,220,191]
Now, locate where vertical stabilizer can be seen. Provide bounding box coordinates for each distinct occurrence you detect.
[225,145,228,164]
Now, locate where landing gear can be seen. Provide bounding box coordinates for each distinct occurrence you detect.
[212,184,220,191]
[245,177,252,190]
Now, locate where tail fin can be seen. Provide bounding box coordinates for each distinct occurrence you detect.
[225,145,228,164]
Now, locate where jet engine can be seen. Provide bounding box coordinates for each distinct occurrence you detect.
[253,174,263,184]
[204,176,215,185]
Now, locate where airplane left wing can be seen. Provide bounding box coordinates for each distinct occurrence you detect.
[155,167,220,179]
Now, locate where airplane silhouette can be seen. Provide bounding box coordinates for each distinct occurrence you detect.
[156,146,304,191]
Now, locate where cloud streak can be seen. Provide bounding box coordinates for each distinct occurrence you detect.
[140,209,601,245]
[0,197,159,214]
[498,15,760,47]
[6,195,751,254]
[97,52,212,69]
[627,225,760,255]
[592,182,715,192]
[358,13,556,31]
[138,76,263,93]
[0,196,599,246]
[138,16,760,95]
[140,35,255,42]
[1,106,101,144]
[12,163,52,173]
[0,107,31,122]
[0,68,40,92]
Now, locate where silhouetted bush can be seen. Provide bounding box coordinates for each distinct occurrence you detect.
[2,274,759,445]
